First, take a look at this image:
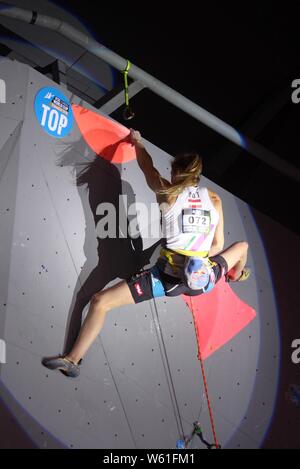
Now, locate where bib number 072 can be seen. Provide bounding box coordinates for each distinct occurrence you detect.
[182,209,211,234]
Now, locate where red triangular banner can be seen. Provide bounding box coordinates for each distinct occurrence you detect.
[72,104,136,164]
[183,277,256,360]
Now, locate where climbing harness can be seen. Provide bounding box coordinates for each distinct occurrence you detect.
[122,60,135,120]
[158,246,210,277]
[176,421,220,449]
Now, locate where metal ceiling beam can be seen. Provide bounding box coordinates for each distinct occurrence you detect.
[211,83,295,177]
[1,2,299,182]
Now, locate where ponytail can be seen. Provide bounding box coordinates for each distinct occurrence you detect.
[158,152,202,197]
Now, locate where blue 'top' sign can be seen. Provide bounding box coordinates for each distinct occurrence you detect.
[34,87,74,138]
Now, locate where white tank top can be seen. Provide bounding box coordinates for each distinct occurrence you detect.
[161,185,219,255]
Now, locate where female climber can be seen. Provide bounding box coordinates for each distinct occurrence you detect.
[42,129,250,377]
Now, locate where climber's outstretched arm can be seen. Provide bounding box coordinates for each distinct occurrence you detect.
[130,129,171,194]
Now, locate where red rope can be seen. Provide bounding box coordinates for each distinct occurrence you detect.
[189,297,220,449]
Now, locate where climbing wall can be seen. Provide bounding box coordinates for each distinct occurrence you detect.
[0,57,280,449]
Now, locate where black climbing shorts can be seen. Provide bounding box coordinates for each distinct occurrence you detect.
[126,255,228,304]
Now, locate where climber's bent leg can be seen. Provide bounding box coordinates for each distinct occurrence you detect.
[217,241,249,281]
[66,280,135,364]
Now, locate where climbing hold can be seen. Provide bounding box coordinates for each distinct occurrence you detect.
[72,105,136,164]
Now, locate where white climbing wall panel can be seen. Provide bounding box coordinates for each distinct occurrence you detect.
[0,57,280,449]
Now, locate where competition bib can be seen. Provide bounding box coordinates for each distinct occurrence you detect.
[182,209,211,234]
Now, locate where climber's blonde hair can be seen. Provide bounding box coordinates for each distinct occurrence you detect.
[158,152,202,197]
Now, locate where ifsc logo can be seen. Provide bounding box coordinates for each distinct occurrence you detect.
[34,86,74,138]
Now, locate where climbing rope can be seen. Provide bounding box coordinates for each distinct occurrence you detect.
[189,297,220,449]
[151,291,220,448]
[151,295,186,441]
[140,253,219,446]
[122,60,135,120]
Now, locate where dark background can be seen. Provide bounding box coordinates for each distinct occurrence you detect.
[55,0,300,234]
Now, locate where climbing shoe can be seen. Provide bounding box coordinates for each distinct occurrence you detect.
[42,355,80,378]
[226,267,251,283]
